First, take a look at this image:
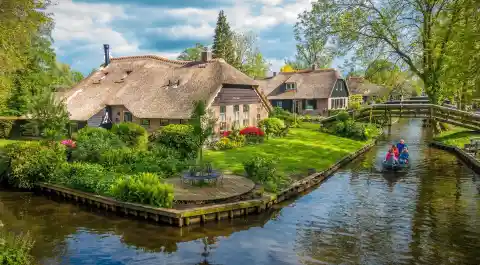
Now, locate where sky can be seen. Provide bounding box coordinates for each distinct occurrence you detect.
[49,0,343,76]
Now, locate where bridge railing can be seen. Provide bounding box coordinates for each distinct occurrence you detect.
[321,103,480,130]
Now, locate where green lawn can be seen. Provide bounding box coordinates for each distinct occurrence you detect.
[0,139,18,148]
[433,127,480,148]
[204,123,368,177]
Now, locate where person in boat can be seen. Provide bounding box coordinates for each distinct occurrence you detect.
[392,144,399,158]
[399,147,409,164]
[396,139,407,153]
[384,147,399,164]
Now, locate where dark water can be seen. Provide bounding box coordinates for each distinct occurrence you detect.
[1,119,479,265]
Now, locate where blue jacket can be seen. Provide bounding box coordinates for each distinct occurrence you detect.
[399,152,409,160]
[397,143,407,153]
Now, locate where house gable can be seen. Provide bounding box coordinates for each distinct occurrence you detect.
[211,84,262,106]
[330,79,349,98]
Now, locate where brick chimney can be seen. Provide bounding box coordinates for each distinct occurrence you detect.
[103,44,110,66]
[201,47,212,62]
[273,72,277,76]
[312,64,317,70]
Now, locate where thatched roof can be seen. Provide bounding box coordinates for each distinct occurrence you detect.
[257,69,342,99]
[347,76,385,96]
[60,55,259,121]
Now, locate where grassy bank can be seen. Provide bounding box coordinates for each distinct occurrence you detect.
[433,126,480,148]
[0,139,18,148]
[205,123,369,178]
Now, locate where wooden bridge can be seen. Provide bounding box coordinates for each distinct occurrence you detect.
[322,103,480,131]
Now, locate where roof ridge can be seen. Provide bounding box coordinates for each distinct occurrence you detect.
[110,55,222,65]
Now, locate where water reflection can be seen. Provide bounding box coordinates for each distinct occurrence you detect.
[0,119,479,265]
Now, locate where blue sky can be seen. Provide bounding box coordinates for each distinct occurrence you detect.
[49,0,342,75]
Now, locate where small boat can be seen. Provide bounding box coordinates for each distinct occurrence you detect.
[382,159,410,171]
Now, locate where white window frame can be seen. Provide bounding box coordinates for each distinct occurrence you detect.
[286,83,296,90]
[277,101,283,108]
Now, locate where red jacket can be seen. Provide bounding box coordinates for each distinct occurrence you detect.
[385,152,397,161]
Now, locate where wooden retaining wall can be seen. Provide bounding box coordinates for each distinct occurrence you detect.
[36,140,377,227]
[430,141,480,174]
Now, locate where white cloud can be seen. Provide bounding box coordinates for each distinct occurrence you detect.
[48,0,314,74]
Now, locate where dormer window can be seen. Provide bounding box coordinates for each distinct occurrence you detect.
[167,79,180,89]
[286,82,296,90]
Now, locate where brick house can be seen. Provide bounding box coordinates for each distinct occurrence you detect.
[60,45,271,134]
[257,66,350,116]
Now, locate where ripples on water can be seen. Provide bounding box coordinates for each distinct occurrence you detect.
[1,119,479,265]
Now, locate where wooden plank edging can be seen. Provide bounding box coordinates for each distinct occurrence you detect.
[429,141,480,174]
[35,138,379,227]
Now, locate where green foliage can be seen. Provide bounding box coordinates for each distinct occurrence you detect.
[151,124,197,159]
[323,117,381,141]
[112,122,148,150]
[294,7,334,69]
[0,230,35,265]
[54,162,107,194]
[335,110,350,122]
[212,10,238,67]
[243,155,288,193]
[258,118,286,137]
[190,100,216,163]
[110,172,174,208]
[232,31,270,78]
[23,90,70,140]
[72,127,124,163]
[213,137,245,150]
[177,43,208,61]
[0,120,13,139]
[269,107,296,126]
[100,147,186,177]
[2,141,66,188]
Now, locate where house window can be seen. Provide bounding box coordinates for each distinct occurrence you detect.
[234,105,240,123]
[276,101,283,108]
[160,119,169,126]
[286,83,296,90]
[220,122,227,131]
[243,104,249,127]
[220,105,226,122]
[123,112,132,122]
[331,98,346,109]
[305,99,316,110]
[141,119,150,127]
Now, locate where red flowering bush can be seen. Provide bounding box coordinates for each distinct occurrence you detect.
[221,131,231,137]
[60,139,76,148]
[240,127,265,136]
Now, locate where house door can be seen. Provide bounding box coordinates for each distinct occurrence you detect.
[293,100,301,114]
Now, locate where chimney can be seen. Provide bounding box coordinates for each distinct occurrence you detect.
[201,47,212,62]
[312,64,317,70]
[103,44,110,66]
[273,72,277,77]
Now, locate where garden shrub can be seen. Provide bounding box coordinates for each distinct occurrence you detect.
[2,141,66,189]
[258,118,285,137]
[112,122,148,150]
[72,127,124,163]
[269,107,296,126]
[213,137,238,150]
[110,172,174,208]
[335,110,350,122]
[0,120,13,139]
[239,126,265,136]
[323,118,381,141]
[55,162,106,193]
[0,230,34,265]
[227,129,245,146]
[243,155,289,193]
[99,147,185,177]
[150,124,196,159]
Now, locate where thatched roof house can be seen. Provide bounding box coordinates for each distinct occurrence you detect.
[257,66,350,116]
[60,45,271,132]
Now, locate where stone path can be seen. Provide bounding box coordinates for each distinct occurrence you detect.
[165,174,255,202]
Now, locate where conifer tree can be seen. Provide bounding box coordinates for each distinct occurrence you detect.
[212,10,238,67]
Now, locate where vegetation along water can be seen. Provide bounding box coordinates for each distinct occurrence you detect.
[1,119,478,265]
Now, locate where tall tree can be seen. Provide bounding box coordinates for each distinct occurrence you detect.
[177,43,208,61]
[212,10,238,67]
[301,0,472,104]
[232,31,269,78]
[0,0,53,113]
[293,10,334,69]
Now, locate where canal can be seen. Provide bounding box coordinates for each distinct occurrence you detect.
[1,119,479,265]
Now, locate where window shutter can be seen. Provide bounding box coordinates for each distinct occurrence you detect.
[302,99,306,110]
[313,99,317,109]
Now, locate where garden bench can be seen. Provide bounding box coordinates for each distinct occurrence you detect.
[181,165,224,186]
